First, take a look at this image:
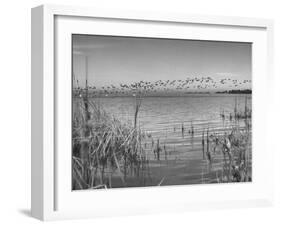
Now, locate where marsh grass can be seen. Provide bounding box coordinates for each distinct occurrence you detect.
[202,96,252,183]
[72,95,149,190]
[204,120,252,183]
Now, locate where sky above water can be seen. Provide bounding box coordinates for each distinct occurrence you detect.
[72,34,251,91]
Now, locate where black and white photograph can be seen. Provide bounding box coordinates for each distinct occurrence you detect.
[72,34,252,190]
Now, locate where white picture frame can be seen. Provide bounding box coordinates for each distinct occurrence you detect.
[31,4,274,221]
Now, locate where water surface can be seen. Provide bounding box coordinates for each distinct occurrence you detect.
[91,94,252,186]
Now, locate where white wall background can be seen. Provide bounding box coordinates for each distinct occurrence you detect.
[0,0,280,225]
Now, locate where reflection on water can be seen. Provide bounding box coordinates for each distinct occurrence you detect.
[89,94,252,187]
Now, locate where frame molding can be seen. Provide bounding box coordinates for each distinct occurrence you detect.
[31,4,274,221]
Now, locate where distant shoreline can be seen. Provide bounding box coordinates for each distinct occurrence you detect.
[73,93,252,98]
[216,89,252,94]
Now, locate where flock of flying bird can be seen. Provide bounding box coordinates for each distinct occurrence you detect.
[74,76,251,96]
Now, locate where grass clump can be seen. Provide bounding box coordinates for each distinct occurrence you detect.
[72,98,148,190]
[207,126,252,183]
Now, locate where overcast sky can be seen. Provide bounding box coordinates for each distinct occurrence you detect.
[72,34,251,90]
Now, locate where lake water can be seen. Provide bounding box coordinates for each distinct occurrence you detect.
[89,94,252,187]
[74,94,252,188]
